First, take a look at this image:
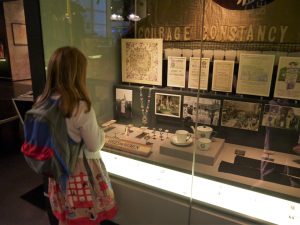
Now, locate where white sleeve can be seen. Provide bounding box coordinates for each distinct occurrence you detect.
[72,102,105,152]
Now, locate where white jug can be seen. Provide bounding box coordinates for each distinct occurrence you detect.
[191,125,213,139]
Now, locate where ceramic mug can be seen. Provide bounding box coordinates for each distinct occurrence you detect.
[197,138,211,150]
[175,130,191,143]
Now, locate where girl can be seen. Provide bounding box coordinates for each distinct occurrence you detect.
[35,46,117,225]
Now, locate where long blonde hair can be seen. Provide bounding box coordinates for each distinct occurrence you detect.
[35,46,91,117]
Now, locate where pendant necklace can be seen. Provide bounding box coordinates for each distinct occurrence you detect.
[139,86,153,126]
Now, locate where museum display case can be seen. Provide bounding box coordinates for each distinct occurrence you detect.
[0,2,11,79]
[1,0,31,81]
[24,0,300,224]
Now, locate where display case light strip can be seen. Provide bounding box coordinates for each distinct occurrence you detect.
[192,176,300,224]
[101,151,192,197]
[101,151,300,224]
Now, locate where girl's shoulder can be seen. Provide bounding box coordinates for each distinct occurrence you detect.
[77,100,89,111]
[67,101,96,129]
[72,100,93,117]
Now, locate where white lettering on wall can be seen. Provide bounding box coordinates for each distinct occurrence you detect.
[137,25,288,42]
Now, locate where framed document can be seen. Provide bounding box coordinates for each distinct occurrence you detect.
[212,60,235,92]
[274,57,300,100]
[236,54,275,97]
[188,57,210,90]
[155,93,181,118]
[167,56,187,88]
[122,39,163,85]
[11,23,27,46]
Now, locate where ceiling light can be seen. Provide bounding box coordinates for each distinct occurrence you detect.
[127,13,141,22]
[110,13,124,21]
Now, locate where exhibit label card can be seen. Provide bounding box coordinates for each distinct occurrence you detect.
[236,54,275,97]
[122,39,163,86]
[212,60,235,92]
[188,57,210,90]
[274,56,300,100]
[167,56,187,88]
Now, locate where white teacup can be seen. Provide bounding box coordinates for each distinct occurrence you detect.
[197,138,211,150]
[175,130,191,143]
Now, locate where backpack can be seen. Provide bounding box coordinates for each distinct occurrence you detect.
[21,99,82,186]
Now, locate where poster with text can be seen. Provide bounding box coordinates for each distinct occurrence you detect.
[122,39,163,85]
[167,56,187,88]
[274,57,300,100]
[137,0,300,43]
[237,54,275,97]
[212,60,234,92]
[188,57,210,90]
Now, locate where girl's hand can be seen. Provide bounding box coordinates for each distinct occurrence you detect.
[293,144,300,155]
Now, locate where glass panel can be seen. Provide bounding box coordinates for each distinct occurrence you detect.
[191,0,300,224]
[38,0,300,224]
[39,0,192,224]
[40,0,119,122]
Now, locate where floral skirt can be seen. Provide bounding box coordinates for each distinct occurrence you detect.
[48,157,117,225]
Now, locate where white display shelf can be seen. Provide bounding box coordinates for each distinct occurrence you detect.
[101,151,300,225]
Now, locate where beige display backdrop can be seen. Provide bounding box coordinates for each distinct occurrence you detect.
[121,39,163,85]
[137,0,300,44]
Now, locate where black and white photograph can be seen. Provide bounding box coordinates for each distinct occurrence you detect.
[115,88,132,120]
[183,96,221,126]
[262,104,300,130]
[221,100,262,131]
[155,93,181,118]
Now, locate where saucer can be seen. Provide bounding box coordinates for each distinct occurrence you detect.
[170,136,193,146]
